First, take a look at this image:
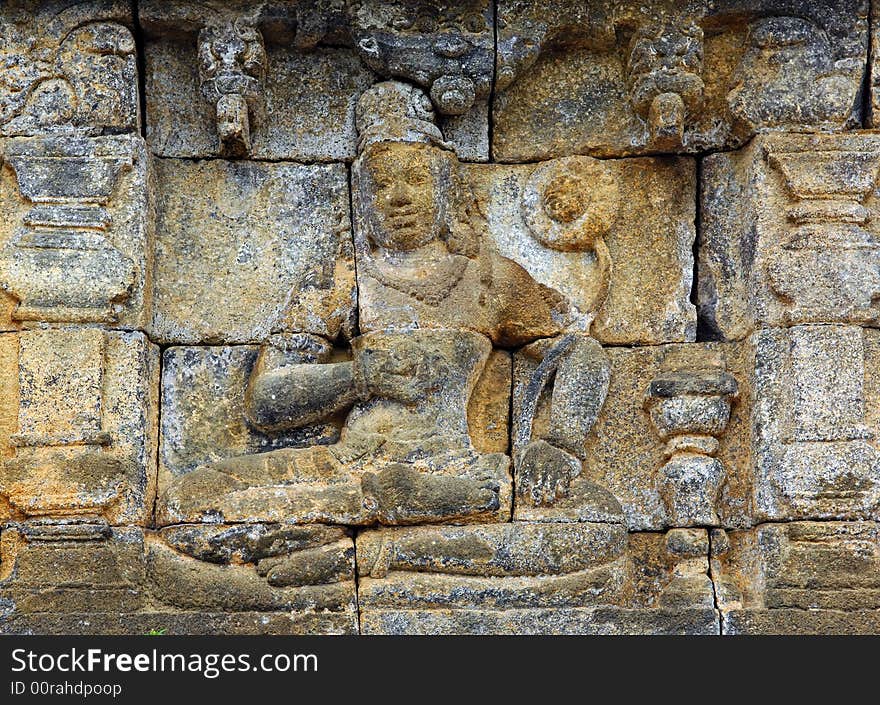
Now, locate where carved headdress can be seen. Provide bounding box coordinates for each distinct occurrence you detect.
[355,80,454,154]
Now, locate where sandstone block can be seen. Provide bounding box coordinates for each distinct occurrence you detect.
[141,2,373,161]
[0,521,145,615]
[0,330,159,526]
[159,344,342,495]
[470,155,696,344]
[0,520,358,634]
[0,1,138,136]
[700,133,880,339]
[752,325,880,522]
[347,0,493,160]
[157,330,512,526]
[357,524,718,634]
[151,159,355,344]
[513,340,751,530]
[0,134,153,329]
[714,522,880,633]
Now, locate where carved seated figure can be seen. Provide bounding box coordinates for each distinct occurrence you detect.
[157,80,619,528]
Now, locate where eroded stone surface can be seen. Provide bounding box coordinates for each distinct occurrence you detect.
[6,6,880,636]
[714,521,880,633]
[0,1,138,136]
[494,0,867,160]
[0,521,358,634]
[0,330,158,526]
[151,159,355,344]
[357,525,718,634]
[513,340,752,530]
[752,325,880,523]
[700,133,880,339]
[470,155,696,344]
[141,2,373,161]
[0,134,153,329]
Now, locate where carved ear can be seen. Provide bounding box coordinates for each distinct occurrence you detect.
[443,163,480,258]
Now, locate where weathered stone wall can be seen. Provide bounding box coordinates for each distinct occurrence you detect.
[0,0,878,635]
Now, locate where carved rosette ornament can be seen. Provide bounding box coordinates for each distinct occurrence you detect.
[646,365,738,527]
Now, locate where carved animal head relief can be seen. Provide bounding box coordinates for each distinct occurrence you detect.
[197,17,267,157]
[626,18,704,150]
[348,0,494,115]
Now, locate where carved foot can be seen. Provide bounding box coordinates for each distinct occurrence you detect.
[361,464,501,525]
[515,439,580,506]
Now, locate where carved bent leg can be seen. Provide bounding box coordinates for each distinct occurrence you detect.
[515,334,621,520]
[157,444,507,526]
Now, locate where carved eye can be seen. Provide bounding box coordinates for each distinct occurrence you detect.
[414,13,438,33]
[391,15,414,30]
[463,13,485,34]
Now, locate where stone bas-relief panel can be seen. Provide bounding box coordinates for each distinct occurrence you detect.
[493,0,867,160]
[151,159,355,344]
[156,330,513,527]
[0,330,158,526]
[0,134,153,330]
[513,340,752,530]
[0,1,138,137]
[700,132,880,340]
[7,1,880,637]
[0,521,358,634]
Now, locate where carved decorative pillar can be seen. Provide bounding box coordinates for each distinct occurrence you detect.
[646,365,738,527]
[0,137,136,324]
[766,143,880,325]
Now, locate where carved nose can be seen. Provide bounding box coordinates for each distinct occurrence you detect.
[387,183,410,205]
[434,33,469,58]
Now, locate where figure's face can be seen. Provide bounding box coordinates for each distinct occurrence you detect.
[542,173,589,224]
[362,143,450,252]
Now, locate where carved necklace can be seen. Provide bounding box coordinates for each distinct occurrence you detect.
[366,251,471,306]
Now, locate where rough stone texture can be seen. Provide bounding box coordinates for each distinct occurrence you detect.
[0,134,153,330]
[4,2,880,636]
[494,0,867,161]
[0,1,139,137]
[752,325,880,522]
[513,340,752,530]
[151,159,355,344]
[470,155,696,344]
[0,330,159,526]
[713,522,880,634]
[700,133,880,340]
[358,525,719,634]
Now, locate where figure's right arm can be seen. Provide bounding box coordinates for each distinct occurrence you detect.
[244,334,362,433]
